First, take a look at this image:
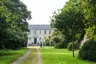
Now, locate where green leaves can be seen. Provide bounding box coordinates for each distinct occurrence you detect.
[51,0,85,43]
[0,0,31,49]
[82,0,96,40]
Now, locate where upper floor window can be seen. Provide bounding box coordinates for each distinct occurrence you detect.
[35,31,36,34]
[44,31,46,34]
[40,31,41,34]
[49,31,51,34]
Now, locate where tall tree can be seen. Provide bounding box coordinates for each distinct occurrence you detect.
[51,0,85,57]
[82,0,96,40]
[0,0,31,49]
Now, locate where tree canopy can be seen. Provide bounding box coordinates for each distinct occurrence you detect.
[0,0,31,49]
[82,0,96,40]
[51,0,85,43]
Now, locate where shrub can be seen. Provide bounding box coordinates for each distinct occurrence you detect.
[78,40,96,61]
[44,40,50,46]
[54,41,68,49]
[55,43,64,49]
[61,40,69,48]
[51,36,61,44]
[45,42,50,46]
[49,40,55,46]
[67,42,79,51]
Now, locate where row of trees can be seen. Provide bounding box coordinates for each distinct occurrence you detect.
[50,0,96,57]
[0,0,31,49]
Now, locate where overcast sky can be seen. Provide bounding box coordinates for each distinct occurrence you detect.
[20,0,68,25]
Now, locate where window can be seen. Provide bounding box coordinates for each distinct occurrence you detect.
[39,37,41,40]
[49,31,51,34]
[29,31,31,34]
[40,31,41,34]
[44,31,46,34]
[29,37,31,40]
[35,31,36,34]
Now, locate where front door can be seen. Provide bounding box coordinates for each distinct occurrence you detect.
[34,38,37,44]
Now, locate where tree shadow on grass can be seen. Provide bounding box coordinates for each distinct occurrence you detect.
[0,52,19,56]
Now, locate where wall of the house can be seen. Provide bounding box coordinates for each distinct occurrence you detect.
[27,29,52,46]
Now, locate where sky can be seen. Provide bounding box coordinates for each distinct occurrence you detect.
[20,0,68,25]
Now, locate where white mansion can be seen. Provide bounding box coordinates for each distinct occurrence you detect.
[27,25,52,46]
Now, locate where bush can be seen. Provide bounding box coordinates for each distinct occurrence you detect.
[51,36,61,44]
[44,40,50,46]
[55,43,64,49]
[78,40,96,61]
[45,42,50,46]
[67,42,79,51]
[49,40,55,46]
[54,41,68,49]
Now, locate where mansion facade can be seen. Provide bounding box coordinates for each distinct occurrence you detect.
[27,25,52,46]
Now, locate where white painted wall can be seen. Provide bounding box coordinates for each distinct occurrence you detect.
[27,29,52,45]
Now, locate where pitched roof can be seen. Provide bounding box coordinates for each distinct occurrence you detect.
[28,25,52,30]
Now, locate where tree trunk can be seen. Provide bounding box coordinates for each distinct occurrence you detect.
[72,41,74,57]
[72,36,75,57]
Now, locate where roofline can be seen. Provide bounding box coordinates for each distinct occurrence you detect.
[29,24,50,25]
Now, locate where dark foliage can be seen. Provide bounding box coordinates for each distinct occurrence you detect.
[79,40,96,61]
[54,41,68,49]
[67,42,79,51]
[0,0,31,49]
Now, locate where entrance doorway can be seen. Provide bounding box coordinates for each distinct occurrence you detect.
[34,38,37,44]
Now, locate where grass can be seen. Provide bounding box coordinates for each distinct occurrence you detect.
[40,47,96,64]
[0,47,29,64]
[24,48,38,64]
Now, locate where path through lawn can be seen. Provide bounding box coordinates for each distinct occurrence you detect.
[37,48,42,64]
[12,47,42,64]
[40,47,96,64]
[12,49,32,64]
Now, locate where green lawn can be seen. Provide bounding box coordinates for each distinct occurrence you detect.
[40,47,96,64]
[0,47,29,64]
